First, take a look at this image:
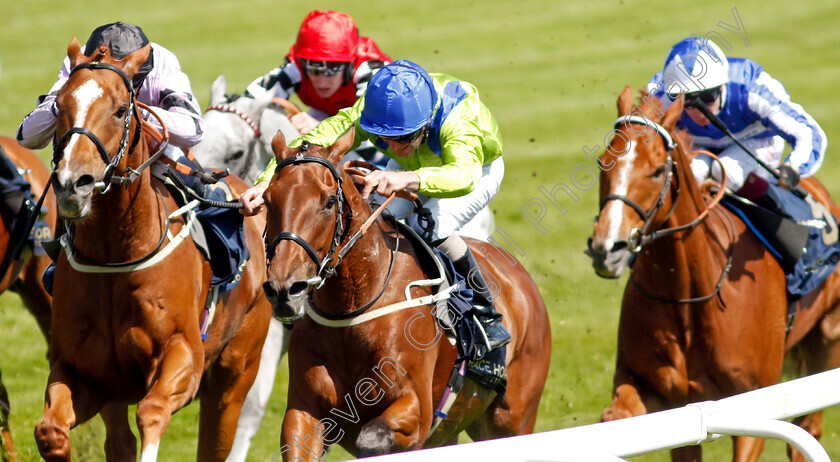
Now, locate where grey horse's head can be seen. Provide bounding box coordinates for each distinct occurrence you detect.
[192,74,300,183]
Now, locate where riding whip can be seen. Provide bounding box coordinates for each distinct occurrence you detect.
[690,100,809,199]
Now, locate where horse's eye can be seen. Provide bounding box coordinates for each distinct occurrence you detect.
[651,165,666,178]
[229,150,244,161]
[115,106,127,118]
[325,196,337,210]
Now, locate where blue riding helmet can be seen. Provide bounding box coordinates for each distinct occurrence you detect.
[360,60,437,137]
[662,38,729,96]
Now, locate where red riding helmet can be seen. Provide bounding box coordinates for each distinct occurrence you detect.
[293,10,359,63]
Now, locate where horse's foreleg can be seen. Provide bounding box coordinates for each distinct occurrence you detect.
[100,403,136,461]
[732,435,765,462]
[14,254,53,343]
[136,334,200,462]
[356,394,422,457]
[280,408,327,462]
[197,300,270,462]
[35,360,103,462]
[602,382,647,422]
[786,299,840,461]
[0,372,15,462]
[790,413,822,462]
[671,445,701,462]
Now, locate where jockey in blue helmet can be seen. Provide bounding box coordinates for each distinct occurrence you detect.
[647,37,826,200]
[242,59,511,357]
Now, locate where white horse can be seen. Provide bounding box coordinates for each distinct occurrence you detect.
[192,73,496,461]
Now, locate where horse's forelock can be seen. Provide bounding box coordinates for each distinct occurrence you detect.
[636,89,668,121]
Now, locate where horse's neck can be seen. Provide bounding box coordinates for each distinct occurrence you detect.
[313,204,395,314]
[639,159,728,295]
[74,146,164,260]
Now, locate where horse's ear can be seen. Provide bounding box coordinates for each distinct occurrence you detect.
[661,95,684,131]
[120,43,151,79]
[326,127,355,166]
[68,37,84,68]
[209,74,227,106]
[271,130,288,162]
[617,84,634,116]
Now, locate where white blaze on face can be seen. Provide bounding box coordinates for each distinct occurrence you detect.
[605,140,638,245]
[60,78,103,185]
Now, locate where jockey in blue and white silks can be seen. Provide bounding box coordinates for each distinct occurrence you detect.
[646,38,827,194]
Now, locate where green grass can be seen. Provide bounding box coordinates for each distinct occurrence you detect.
[1,0,840,460]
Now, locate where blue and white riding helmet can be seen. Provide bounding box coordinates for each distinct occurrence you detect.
[360,60,437,137]
[662,38,729,97]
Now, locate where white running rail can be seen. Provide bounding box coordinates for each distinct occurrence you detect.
[359,368,840,462]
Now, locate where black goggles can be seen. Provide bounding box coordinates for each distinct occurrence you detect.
[301,59,348,77]
[381,127,426,144]
[684,86,722,106]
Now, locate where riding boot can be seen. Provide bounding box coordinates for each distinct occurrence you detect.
[445,242,512,355]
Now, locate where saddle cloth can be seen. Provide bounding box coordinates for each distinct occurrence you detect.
[722,182,840,300]
[396,220,507,395]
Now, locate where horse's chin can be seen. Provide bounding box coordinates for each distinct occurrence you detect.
[271,300,306,323]
[57,199,91,222]
[591,250,631,279]
[595,266,625,279]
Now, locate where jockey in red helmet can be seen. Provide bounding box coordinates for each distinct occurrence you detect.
[245,10,391,136]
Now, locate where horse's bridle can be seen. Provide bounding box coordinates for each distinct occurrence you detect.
[206,101,260,137]
[52,61,158,193]
[265,149,352,286]
[51,60,177,268]
[264,151,406,322]
[599,115,683,252]
[601,115,734,304]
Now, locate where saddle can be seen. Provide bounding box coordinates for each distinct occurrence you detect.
[151,155,249,293]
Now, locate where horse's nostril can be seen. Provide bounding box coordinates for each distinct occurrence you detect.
[612,241,629,252]
[289,281,308,297]
[75,175,95,189]
[262,280,279,299]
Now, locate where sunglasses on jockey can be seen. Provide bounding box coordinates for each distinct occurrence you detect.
[380,126,427,144]
[684,86,722,107]
[301,59,349,77]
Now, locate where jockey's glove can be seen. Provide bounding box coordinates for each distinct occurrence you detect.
[778,163,800,190]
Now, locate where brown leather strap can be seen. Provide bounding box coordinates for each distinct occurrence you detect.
[271,97,301,116]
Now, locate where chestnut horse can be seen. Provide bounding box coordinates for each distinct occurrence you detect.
[260,130,551,460]
[587,85,840,461]
[34,40,271,461]
[0,136,56,461]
